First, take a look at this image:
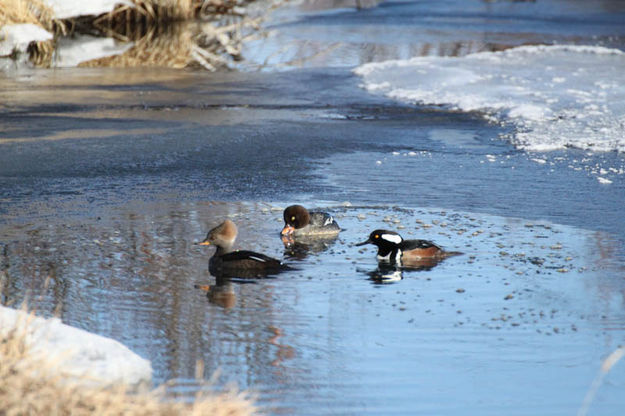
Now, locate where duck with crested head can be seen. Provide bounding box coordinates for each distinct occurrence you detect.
[281,205,340,237]
[199,219,289,278]
[356,229,461,267]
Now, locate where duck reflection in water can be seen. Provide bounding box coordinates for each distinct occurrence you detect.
[281,233,339,260]
[363,257,445,284]
[195,276,236,308]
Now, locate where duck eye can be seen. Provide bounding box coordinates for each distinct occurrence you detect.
[291,216,296,221]
[374,234,379,239]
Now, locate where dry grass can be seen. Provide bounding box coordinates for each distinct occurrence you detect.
[77,16,260,70]
[0,0,67,33]
[0,311,257,416]
[83,0,264,70]
[577,346,625,416]
[0,0,54,29]
[1,0,272,70]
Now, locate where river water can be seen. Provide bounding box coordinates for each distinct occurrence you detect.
[1,1,625,415]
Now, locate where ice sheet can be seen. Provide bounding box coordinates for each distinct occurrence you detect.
[355,45,625,153]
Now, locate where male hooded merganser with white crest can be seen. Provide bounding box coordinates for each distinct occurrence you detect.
[199,219,289,278]
[356,229,461,266]
[281,205,340,237]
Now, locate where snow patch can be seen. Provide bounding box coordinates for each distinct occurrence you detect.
[0,24,52,56]
[0,306,152,388]
[354,45,625,153]
[44,0,133,20]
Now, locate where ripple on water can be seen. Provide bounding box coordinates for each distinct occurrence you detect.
[2,201,624,414]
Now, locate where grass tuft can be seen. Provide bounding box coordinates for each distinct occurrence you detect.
[0,309,257,416]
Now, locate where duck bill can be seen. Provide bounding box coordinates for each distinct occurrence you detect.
[355,239,371,246]
[194,284,212,292]
[280,225,295,236]
[198,240,211,246]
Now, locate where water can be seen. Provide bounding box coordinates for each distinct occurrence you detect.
[2,1,625,415]
[2,199,624,414]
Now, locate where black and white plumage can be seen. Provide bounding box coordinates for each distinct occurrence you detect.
[356,229,459,267]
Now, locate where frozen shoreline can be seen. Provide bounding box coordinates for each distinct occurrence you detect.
[0,305,152,388]
[354,45,625,154]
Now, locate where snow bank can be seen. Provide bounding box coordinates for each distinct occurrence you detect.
[0,24,53,57]
[354,45,625,153]
[0,1,132,61]
[44,0,133,20]
[0,306,152,388]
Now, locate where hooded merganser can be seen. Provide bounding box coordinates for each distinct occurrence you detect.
[199,219,288,278]
[356,229,461,266]
[281,205,341,237]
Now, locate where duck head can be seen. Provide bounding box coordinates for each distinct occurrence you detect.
[281,205,310,236]
[200,219,238,251]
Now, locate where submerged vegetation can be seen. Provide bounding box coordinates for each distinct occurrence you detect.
[1,0,279,69]
[0,309,257,416]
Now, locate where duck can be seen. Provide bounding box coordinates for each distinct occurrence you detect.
[280,205,341,237]
[199,219,288,278]
[356,229,461,266]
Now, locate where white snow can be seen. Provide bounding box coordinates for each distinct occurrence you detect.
[0,1,133,62]
[354,45,625,153]
[0,306,152,388]
[54,35,133,67]
[0,24,52,56]
[44,0,133,20]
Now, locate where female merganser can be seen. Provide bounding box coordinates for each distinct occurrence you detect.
[199,219,288,278]
[281,205,340,237]
[356,229,460,266]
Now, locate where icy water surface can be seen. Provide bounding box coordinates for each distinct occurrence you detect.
[1,66,625,415]
[2,0,625,414]
[3,200,625,415]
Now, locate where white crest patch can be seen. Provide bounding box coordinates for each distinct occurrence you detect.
[381,233,402,244]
